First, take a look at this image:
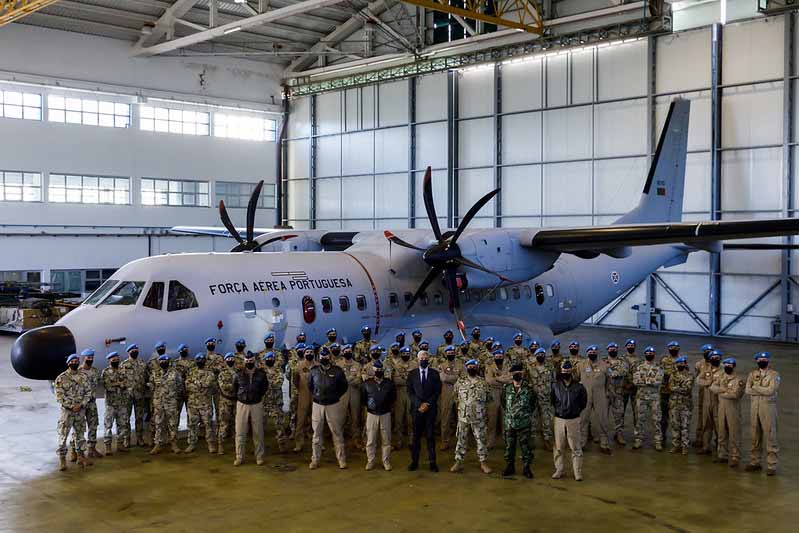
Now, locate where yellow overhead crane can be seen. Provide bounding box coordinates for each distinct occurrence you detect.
[0,0,59,27]
[403,0,544,34]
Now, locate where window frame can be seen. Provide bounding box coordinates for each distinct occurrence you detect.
[167,280,199,312]
[339,295,350,312]
[213,112,278,142]
[139,105,210,136]
[100,280,145,307]
[0,170,42,203]
[321,296,333,313]
[389,292,399,309]
[47,94,130,128]
[215,180,275,209]
[356,294,367,311]
[535,284,546,305]
[0,89,42,121]
[140,178,210,207]
[243,300,257,318]
[142,281,165,310]
[48,174,130,205]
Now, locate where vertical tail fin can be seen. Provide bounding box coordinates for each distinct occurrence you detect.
[616,99,691,225]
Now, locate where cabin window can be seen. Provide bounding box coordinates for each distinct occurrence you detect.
[167,280,199,311]
[321,297,333,313]
[546,284,554,297]
[243,300,256,318]
[499,287,508,301]
[433,291,443,306]
[84,279,118,305]
[524,285,532,299]
[272,297,280,308]
[488,290,496,302]
[403,292,412,306]
[339,296,350,312]
[535,284,545,305]
[302,295,316,323]
[143,282,165,310]
[356,294,367,311]
[103,281,145,306]
[389,292,399,308]
[421,292,429,306]
[511,286,520,300]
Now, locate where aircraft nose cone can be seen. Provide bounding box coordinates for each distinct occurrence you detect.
[10,325,76,380]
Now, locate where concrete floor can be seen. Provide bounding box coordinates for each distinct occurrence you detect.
[1,327,796,533]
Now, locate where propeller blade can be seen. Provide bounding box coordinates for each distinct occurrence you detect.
[455,256,514,283]
[219,200,245,245]
[246,180,265,244]
[422,166,443,242]
[254,234,298,252]
[384,230,426,251]
[444,267,461,312]
[724,243,799,250]
[450,187,500,245]
[406,267,442,311]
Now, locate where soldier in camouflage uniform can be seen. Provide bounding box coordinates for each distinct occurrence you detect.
[102,351,130,455]
[605,342,629,445]
[292,346,317,452]
[174,343,193,422]
[121,343,147,446]
[632,346,664,450]
[507,332,529,367]
[216,353,238,454]
[435,330,456,361]
[204,337,225,428]
[184,353,217,454]
[502,363,537,478]
[287,332,307,367]
[232,338,248,372]
[147,341,169,425]
[668,356,694,454]
[564,341,581,380]
[526,348,554,449]
[659,341,680,443]
[622,338,639,432]
[148,353,183,454]
[385,342,402,375]
[322,328,339,351]
[549,340,563,374]
[435,345,462,451]
[698,349,723,455]
[485,348,512,449]
[693,343,714,447]
[339,344,363,449]
[391,346,416,449]
[354,326,377,365]
[467,327,488,364]
[451,359,492,474]
[409,329,424,357]
[55,354,92,470]
[70,348,101,460]
[261,351,288,452]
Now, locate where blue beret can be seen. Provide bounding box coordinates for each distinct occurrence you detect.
[66,354,79,363]
[561,360,573,370]
[493,349,505,356]
[514,332,523,339]
[485,336,495,343]
[607,342,618,349]
[395,331,405,337]
[294,343,306,351]
[419,340,430,346]
[126,344,139,352]
[550,339,560,347]
[263,351,275,359]
[400,346,411,354]
[343,344,353,350]
[158,354,170,361]
[701,343,714,351]
[205,337,216,344]
[105,352,119,360]
[264,332,275,340]
[194,353,206,361]
[373,344,384,352]
[320,348,330,356]
[668,341,680,348]
[465,359,479,366]
[587,345,598,351]
[710,349,723,358]
[372,360,383,369]
[471,326,480,333]
[330,343,340,349]
[644,346,655,353]
[568,340,579,347]
[443,345,454,352]
[723,358,736,365]
[361,325,371,332]
[177,343,188,352]
[534,348,546,356]
[154,341,166,349]
[412,329,422,335]
[81,348,95,357]
[530,339,540,346]
[327,328,337,335]
[224,352,235,360]
[754,352,770,361]
[297,331,306,337]
[444,329,453,335]
[390,342,400,348]
[491,342,501,349]
[235,338,246,345]
[675,356,688,364]
[625,339,636,346]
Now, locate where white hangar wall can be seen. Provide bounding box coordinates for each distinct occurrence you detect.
[284,14,795,341]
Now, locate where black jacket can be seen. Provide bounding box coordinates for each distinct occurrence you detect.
[550,380,587,419]
[233,368,269,405]
[361,378,397,415]
[309,364,348,405]
[407,367,441,412]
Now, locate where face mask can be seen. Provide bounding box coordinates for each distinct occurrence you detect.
[569,349,579,356]
[420,346,429,352]
[512,373,523,382]
[552,348,560,355]
[160,362,169,370]
[419,360,429,369]
[328,336,336,343]
[129,351,139,359]
[536,355,546,364]
[396,339,404,346]
[413,335,422,343]
[401,355,410,362]
[627,348,635,355]
[375,370,384,379]
[297,337,306,344]
[68,363,79,371]
[724,366,734,375]
[363,333,370,340]
[757,361,769,369]
[207,344,216,352]
[494,358,504,367]
[472,334,480,340]
[444,335,453,343]
[196,361,206,369]
[306,353,315,362]
[710,359,720,367]
[343,352,353,360]
[608,350,618,358]
[676,365,687,372]
[447,354,456,361]
[226,360,235,368]
[588,353,597,361]
[157,348,166,356]
[645,353,655,362]
[265,341,274,349]
[265,360,275,367]
[514,339,522,346]
[180,351,188,358]
[245,361,256,370]
[320,357,331,366]
[391,349,400,356]
[371,353,381,360]
[668,349,679,357]
[331,349,341,357]
[110,360,120,368]
[703,352,711,362]
[467,368,478,377]
[236,345,245,352]
[561,373,571,381]
[84,359,94,368]
[460,348,469,356]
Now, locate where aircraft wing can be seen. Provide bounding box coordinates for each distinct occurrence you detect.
[522,218,799,257]
[170,226,278,237]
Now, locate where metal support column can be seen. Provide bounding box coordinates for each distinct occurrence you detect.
[644,34,658,324]
[447,70,459,228]
[780,12,795,341]
[494,62,503,228]
[709,23,723,336]
[277,88,289,227]
[409,77,417,228]
[309,95,317,229]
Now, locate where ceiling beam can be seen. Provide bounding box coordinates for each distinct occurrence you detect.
[136,0,201,48]
[132,0,348,56]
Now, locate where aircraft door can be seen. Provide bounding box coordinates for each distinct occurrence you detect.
[550,265,577,331]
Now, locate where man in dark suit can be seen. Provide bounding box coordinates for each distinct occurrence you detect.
[406,350,441,472]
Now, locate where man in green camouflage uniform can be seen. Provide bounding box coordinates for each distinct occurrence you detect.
[467,327,488,364]
[339,344,363,449]
[354,326,377,365]
[409,329,424,357]
[502,363,537,478]
[121,343,147,446]
[507,332,529,367]
[659,341,680,443]
[605,342,629,445]
[184,353,217,454]
[549,340,563,374]
[632,346,664,450]
[322,328,339,351]
[622,338,639,432]
[102,351,130,455]
[435,330,456,362]
[71,348,101,460]
[526,348,554,450]
[55,354,92,470]
[669,356,694,454]
[216,353,238,454]
[261,351,288,452]
[391,346,416,449]
[451,359,492,474]
[435,345,462,451]
[204,337,224,431]
[148,353,183,454]
[174,343,193,422]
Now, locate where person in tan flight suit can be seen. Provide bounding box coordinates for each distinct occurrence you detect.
[697,350,723,456]
[693,344,714,447]
[391,346,416,449]
[292,346,316,452]
[745,352,781,476]
[435,344,462,451]
[484,348,512,449]
[710,357,745,468]
[577,345,611,454]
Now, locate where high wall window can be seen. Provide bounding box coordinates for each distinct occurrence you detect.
[214,113,277,142]
[48,96,130,128]
[141,178,209,207]
[0,171,42,202]
[215,181,275,208]
[140,106,210,136]
[0,90,42,120]
[51,268,116,294]
[49,174,130,204]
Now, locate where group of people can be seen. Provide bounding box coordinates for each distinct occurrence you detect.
[53,325,781,480]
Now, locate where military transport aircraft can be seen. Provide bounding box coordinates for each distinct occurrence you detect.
[11,99,799,381]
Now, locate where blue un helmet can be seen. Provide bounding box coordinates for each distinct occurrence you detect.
[205,336,217,345]
[722,357,736,367]
[701,343,714,353]
[644,346,656,355]
[607,342,618,350]
[390,341,400,350]
[263,351,276,361]
[445,345,456,354]
[513,332,523,340]
[465,358,479,368]
[492,348,505,357]
[294,342,306,352]
[224,352,235,361]
[235,338,246,348]
[177,343,189,355]
[419,339,430,350]
[667,340,680,348]
[710,349,723,359]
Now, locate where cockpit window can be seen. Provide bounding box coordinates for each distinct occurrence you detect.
[83,279,118,305]
[143,282,165,310]
[102,281,145,306]
[167,280,199,312]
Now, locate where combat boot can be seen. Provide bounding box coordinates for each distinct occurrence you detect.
[149,445,161,455]
[744,464,762,472]
[632,441,642,450]
[681,447,688,456]
[103,443,113,456]
[87,445,102,458]
[522,464,533,479]
[68,448,78,463]
[615,433,626,446]
[217,441,225,455]
[669,446,679,454]
[118,442,130,453]
[480,462,493,474]
[767,467,777,476]
[234,458,243,466]
[450,461,464,473]
[171,441,181,454]
[59,456,67,471]
[365,461,375,471]
[502,463,515,477]
[184,445,196,454]
[208,442,217,454]
[654,442,663,452]
[543,439,553,451]
[77,454,91,468]
[729,459,739,468]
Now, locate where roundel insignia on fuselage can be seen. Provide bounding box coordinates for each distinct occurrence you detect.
[611,271,620,284]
